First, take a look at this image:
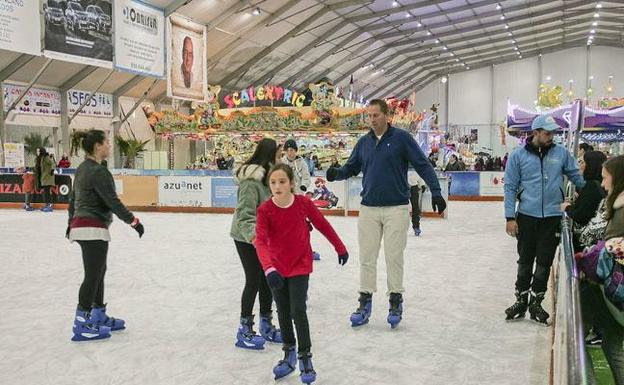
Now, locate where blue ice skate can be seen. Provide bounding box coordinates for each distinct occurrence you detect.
[387,293,403,329]
[259,314,282,343]
[273,345,296,380]
[312,251,321,261]
[71,308,111,342]
[413,227,421,236]
[235,316,265,350]
[91,305,126,331]
[41,204,53,212]
[298,352,316,384]
[350,292,372,327]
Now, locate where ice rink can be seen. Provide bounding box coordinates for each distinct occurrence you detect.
[0,201,551,385]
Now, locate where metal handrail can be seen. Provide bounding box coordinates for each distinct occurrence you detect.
[556,212,589,384]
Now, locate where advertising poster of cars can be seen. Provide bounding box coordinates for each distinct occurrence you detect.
[114,0,165,78]
[0,1,41,55]
[167,14,207,102]
[2,84,112,118]
[43,0,113,68]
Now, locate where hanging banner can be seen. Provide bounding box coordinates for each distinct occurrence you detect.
[2,84,112,117]
[43,0,113,68]
[167,14,207,102]
[0,1,41,55]
[2,143,25,168]
[222,85,306,109]
[114,0,165,78]
[66,89,113,117]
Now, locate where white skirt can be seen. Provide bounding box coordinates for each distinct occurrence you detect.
[69,227,111,242]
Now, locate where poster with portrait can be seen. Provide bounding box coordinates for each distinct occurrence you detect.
[0,1,41,55]
[167,14,207,102]
[114,0,165,77]
[43,0,113,68]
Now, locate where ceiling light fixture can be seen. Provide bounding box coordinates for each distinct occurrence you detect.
[500,15,505,20]
[417,22,422,27]
[592,21,598,26]
[427,30,432,36]
[392,1,399,7]
[590,29,596,34]
[405,13,412,18]
[441,76,448,83]
[496,3,502,10]
[435,39,440,43]
[594,12,600,18]
[443,46,447,50]
[466,66,470,69]
[508,32,513,36]
[252,7,261,15]
[504,24,509,29]
[596,3,602,8]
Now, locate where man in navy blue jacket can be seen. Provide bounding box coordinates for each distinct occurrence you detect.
[326,99,446,329]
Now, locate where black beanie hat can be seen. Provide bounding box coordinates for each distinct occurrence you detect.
[284,139,298,151]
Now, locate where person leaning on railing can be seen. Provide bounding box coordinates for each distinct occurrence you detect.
[576,155,624,385]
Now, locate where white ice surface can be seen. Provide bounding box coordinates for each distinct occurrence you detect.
[0,202,550,385]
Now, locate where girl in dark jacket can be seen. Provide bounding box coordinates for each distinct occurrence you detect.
[67,130,145,342]
[35,147,56,211]
[561,151,607,252]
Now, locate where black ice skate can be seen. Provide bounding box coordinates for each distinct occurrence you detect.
[505,290,529,321]
[528,291,550,326]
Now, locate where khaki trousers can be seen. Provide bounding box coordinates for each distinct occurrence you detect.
[358,204,410,295]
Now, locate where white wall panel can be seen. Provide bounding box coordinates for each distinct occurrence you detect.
[589,46,624,102]
[493,57,539,122]
[449,66,492,125]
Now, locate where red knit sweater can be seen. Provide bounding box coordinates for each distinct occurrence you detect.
[255,195,347,277]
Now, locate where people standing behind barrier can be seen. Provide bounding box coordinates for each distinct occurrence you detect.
[560,151,608,252]
[34,147,55,212]
[579,143,595,160]
[57,153,71,169]
[474,156,485,171]
[502,153,509,170]
[444,154,462,172]
[580,155,624,385]
[503,114,585,325]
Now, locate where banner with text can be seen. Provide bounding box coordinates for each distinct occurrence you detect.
[3,143,25,168]
[0,1,41,55]
[114,0,165,77]
[2,84,112,117]
[43,0,113,68]
[158,176,211,207]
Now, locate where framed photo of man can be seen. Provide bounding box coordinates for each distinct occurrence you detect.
[167,14,207,102]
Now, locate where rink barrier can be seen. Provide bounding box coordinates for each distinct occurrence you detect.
[551,213,589,385]
[0,170,450,217]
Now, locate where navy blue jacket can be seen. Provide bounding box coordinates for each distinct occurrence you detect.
[333,125,441,207]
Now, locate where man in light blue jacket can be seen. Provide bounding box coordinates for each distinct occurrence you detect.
[503,114,584,325]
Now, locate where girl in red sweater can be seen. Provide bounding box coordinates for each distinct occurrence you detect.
[255,164,348,384]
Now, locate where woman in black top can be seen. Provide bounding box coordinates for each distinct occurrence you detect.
[67,130,145,342]
[560,150,607,251]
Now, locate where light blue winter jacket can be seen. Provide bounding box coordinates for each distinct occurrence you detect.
[504,139,585,219]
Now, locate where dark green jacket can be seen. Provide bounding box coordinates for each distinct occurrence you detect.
[68,158,134,227]
[230,164,271,244]
[605,192,624,240]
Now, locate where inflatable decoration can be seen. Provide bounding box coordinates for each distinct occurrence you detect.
[537,84,563,108]
[309,81,337,126]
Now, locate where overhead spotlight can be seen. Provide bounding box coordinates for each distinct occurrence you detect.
[461,63,466,67]
[466,66,470,69]
[252,7,261,15]
[569,79,574,83]
[450,52,454,56]
[596,3,602,8]
[594,12,600,18]
[500,15,505,20]
[435,39,440,43]
[508,32,513,36]
[546,75,552,81]
[427,30,432,36]
[518,55,522,59]
[405,13,412,18]
[512,39,516,44]
[504,24,509,29]
[496,3,502,10]
[443,46,448,50]
[513,46,518,50]
[381,69,385,72]
[609,75,614,79]
[590,29,596,34]
[441,76,448,83]
[392,1,399,7]
[538,53,542,57]
[417,22,422,27]
[455,58,459,62]
[592,21,598,26]
[589,75,594,80]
